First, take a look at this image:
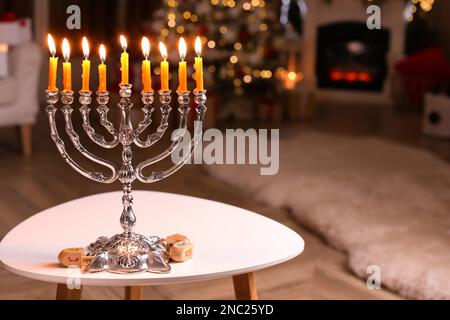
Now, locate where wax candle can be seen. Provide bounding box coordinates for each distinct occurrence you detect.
[47,34,58,91]
[81,37,90,92]
[62,38,72,92]
[120,35,129,85]
[98,44,107,92]
[177,37,187,92]
[141,36,152,92]
[194,36,204,92]
[159,42,169,91]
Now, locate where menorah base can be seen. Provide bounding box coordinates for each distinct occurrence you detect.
[85,232,171,274]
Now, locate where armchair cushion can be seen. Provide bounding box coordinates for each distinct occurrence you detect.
[0,76,17,105]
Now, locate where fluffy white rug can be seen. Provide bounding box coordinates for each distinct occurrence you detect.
[205,131,450,299]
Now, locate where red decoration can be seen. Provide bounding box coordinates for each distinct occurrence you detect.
[0,12,17,22]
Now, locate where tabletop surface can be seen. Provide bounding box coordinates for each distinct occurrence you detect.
[0,191,304,286]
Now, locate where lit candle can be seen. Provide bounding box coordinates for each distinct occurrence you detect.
[141,36,152,92]
[159,42,169,91]
[120,35,129,85]
[62,38,72,92]
[98,44,107,92]
[194,36,204,92]
[47,34,58,91]
[177,37,187,92]
[81,37,90,92]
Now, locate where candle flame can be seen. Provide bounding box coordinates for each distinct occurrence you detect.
[120,35,127,51]
[82,36,89,59]
[99,44,106,63]
[178,37,187,60]
[195,36,202,56]
[159,42,168,60]
[47,34,56,57]
[62,38,70,61]
[141,36,150,59]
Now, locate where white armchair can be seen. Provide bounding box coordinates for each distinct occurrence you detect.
[0,42,42,156]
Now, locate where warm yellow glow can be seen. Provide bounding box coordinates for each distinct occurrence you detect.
[176,26,185,34]
[259,23,268,31]
[219,26,228,34]
[168,20,176,28]
[243,75,252,83]
[141,36,150,59]
[47,34,56,56]
[168,0,177,7]
[195,36,202,56]
[211,0,219,5]
[227,69,235,77]
[178,37,187,60]
[159,42,168,60]
[154,66,161,75]
[288,71,297,81]
[82,37,89,59]
[161,28,170,37]
[183,11,191,19]
[234,42,242,51]
[261,70,272,78]
[168,13,176,20]
[62,38,70,61]
[230,55,238,64]
[243,2,252,10]
[207,40,216,49]
[229,0,236,7]
[99,44,106,63]
[233,79,242,87]
[120,35,127,51]
[191,14,198,22]
[251,0,260,6]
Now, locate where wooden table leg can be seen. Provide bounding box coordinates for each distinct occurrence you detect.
[125,286,143,300]
[233,272,258,300]
[56,283,82,300]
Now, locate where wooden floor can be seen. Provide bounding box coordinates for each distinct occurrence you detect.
[1,103,447,300]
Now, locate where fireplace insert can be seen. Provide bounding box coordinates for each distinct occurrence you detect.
[316,22,390,91]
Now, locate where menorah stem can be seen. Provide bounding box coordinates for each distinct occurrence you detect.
[120,182,136,235]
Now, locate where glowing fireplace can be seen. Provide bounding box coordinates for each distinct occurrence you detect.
[316,22,390,91]
[302,0,406,105]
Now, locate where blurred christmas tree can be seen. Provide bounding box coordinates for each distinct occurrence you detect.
[147,0,284,103]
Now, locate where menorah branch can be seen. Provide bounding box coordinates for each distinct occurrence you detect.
[134,90,172,148]
[46,90,117,183]
[135,90,206,183]
[79,91,120,149]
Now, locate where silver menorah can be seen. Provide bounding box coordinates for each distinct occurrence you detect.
[45,84,206,274]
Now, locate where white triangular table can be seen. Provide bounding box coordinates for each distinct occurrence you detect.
[0,191,304,300]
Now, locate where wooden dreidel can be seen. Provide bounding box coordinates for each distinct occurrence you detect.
[58,248,94,267]
[170,241,193,262]
[166,233,190,248]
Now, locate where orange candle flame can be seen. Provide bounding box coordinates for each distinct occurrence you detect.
[141,36,150,60]
[159,42,168,60]
[99,44,106,63]
[47,34,56,57]
[195,36,202,57]
[179,37,187,61]
[62,38,70,61]
[120,35,127,52]
[82,36,89,59]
